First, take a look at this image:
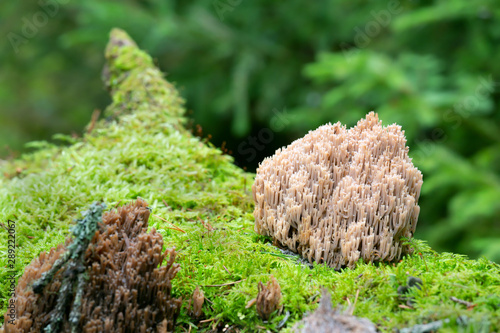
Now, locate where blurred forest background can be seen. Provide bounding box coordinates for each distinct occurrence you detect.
[1,1,499,261]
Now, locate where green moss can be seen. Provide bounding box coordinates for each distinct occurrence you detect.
[1,29,499,332]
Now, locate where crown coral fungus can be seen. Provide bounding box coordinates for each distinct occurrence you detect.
[253,112,423,269]
[2,199,181,333]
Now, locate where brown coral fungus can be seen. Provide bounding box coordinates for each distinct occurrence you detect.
[2,243,69,333]
[188,286,205,319]
[256,276,282,320]
[2,199,181,333]
[252,112,423,269]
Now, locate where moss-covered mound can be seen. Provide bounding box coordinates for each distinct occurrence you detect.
[1,29,499,332]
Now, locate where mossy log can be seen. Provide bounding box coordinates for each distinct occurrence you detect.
[0,29,499,332]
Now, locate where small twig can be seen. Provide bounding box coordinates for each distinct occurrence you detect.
[197,216,214,231]
[450,296,476,309]
[153,214,186,233]
[87,109,101,134]
[164,226,185,232]
[245,298,257,309]
[204,279,246,287]
[199,318,215,324]
[222,264,231,275]
[201,295,214,312]
[419,252,429,271]
[349,289,360,315]
[212,319,220,331]
[398,304,414,310]
[162,199,172,211]
[115,200,122,208]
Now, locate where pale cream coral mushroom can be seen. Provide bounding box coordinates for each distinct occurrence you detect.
[252,112,423,269]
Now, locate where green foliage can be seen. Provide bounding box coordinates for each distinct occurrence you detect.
[1,30,499,332]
